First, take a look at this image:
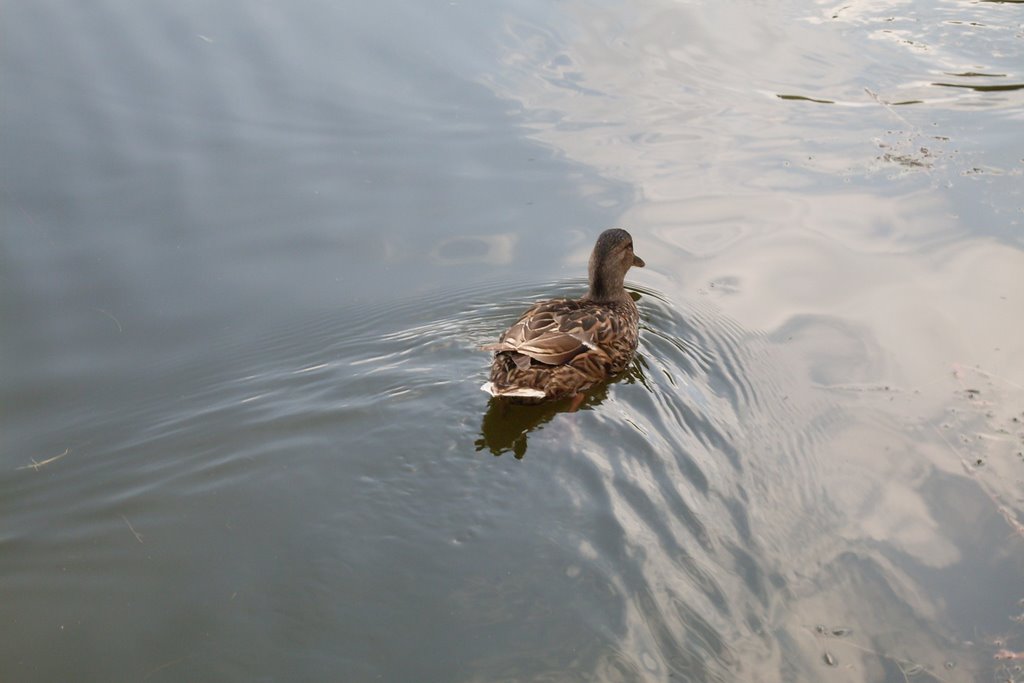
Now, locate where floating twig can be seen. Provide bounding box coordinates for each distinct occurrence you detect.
[121,515,144,544]
[143,655,188,680]
[17,448,70,471]
[865,87,918,131]
[998,506,1024,539]
[962,365,1023,392]
[933,426,975,474]
[93,308,123,333]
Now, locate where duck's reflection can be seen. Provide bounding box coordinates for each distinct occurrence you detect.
[475,353,654,459]
[474,383,612,458]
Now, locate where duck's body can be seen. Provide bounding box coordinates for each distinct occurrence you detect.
[481,228,644,403]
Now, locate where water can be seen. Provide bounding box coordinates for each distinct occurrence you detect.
[2,0,1023,681]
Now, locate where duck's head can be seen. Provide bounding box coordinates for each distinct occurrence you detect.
[587,228,644,302]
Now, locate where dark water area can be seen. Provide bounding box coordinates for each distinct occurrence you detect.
[2,0,1023,681]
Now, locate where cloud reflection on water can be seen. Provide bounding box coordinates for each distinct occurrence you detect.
[476,0,1024,679]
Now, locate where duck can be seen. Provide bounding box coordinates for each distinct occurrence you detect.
[480,228,645,403]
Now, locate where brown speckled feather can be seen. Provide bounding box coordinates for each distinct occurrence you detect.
[483,296,640,402]
[481,228,644,403]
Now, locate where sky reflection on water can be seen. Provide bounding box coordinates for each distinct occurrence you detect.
[2,0,1023,681]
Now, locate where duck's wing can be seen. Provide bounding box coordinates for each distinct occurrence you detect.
[481,300,611,366]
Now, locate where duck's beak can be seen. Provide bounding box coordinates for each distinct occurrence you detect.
[633,254,645,268]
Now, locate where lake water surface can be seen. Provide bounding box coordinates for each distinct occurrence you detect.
[2,0,1023,681]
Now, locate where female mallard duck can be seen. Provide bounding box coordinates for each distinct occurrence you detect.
[481,228,645,403]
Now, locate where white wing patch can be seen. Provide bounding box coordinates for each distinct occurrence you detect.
[480,382,546,399]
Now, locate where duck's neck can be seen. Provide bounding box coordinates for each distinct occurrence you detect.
[587,263,627,303]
